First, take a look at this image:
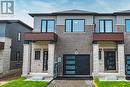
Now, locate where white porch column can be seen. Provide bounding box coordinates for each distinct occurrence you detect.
[93,44,99,75]
[118,44,125,78]
[22,44,31,76]
[48,44,55,77]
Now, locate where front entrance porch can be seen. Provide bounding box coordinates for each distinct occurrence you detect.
[22,32,58,81]
[92,41,125,80]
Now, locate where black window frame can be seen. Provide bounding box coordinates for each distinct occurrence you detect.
[16,51,20,62]
[99,50,102,60]
[43,50,48,71]
[34,49,41,60]
[65,19,85,32]
[41,20,55,32]
[125,19,130,32]
[99,19,113,33]
[17,32,21,41]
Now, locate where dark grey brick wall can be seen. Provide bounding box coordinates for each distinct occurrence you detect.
[55,25,94,76]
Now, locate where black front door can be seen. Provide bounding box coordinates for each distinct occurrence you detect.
[104,51,116,70]
[63,55,90,75]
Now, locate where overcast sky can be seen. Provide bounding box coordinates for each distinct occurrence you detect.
[1,0,130,28]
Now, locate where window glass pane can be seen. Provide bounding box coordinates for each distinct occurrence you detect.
[73,20,84,32]
[127,61,130,64]
[66,66,75,69]
[43,51,48,71]
[65,20,71,32]
[127,71,130,74]
[47,21,54,32]
[41,21,46,32]
[16,51,20,61]
[66,61,75,64]
[105,20,112,32]
[126,56,130,60]
[126,20,130,32]
[17,32,21,41]
[35,50,40,60]
[127,66,130,69]
[66,56,75,60]
[65,71,75,74]
[99,50,101,60]
[99,20,104,32]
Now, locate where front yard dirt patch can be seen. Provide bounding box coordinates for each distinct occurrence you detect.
[0,70,21,86]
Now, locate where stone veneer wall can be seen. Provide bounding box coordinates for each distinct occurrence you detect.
[31,41,48,73]
[116,25,125,32]
[55,25,94,76]
[0,37,11,74]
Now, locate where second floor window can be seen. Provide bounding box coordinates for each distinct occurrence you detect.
[99,20,113,32]
[126,19,130,32]
[41,20,55,32]
[65,19,85,32]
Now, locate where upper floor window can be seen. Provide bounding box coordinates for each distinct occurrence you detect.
[99,20,113,32]
[65,19,85,32]
[41,20,55,32]
[126,19,130,32]
[17,32,21,41]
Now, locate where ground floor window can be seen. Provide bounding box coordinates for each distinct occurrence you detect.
[43,50,48,71]
[34,49,41,60]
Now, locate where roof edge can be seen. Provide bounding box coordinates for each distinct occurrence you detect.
[0,20,33,30]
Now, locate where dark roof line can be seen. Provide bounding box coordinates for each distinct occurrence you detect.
[29,9,130,17]
[0,20,33,30]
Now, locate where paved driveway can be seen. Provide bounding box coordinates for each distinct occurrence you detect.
[48,80,94,87]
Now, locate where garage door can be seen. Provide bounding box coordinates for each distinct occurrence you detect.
[63,54,90,75]
[126,55,130,75]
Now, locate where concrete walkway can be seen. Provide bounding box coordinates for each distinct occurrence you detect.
[48,80,94,87]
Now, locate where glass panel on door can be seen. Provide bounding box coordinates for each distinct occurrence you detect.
[64,55,76,75]
[126,55,130,75]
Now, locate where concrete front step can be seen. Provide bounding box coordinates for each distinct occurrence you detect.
[48,80,94,87]
[26,73,53,81]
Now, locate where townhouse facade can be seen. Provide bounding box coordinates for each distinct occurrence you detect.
[0,20,32,77]
[22,10,130,80]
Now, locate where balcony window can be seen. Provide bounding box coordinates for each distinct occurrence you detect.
[126,19,130,32]
[65,19,85,32]
[99,20,113,32]
[41,20,55,32]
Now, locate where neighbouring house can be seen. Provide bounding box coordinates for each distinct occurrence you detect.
[22,10,130,81]
[0,20,32,77]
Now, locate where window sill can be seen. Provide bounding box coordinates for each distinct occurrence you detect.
[63,32,86,34]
